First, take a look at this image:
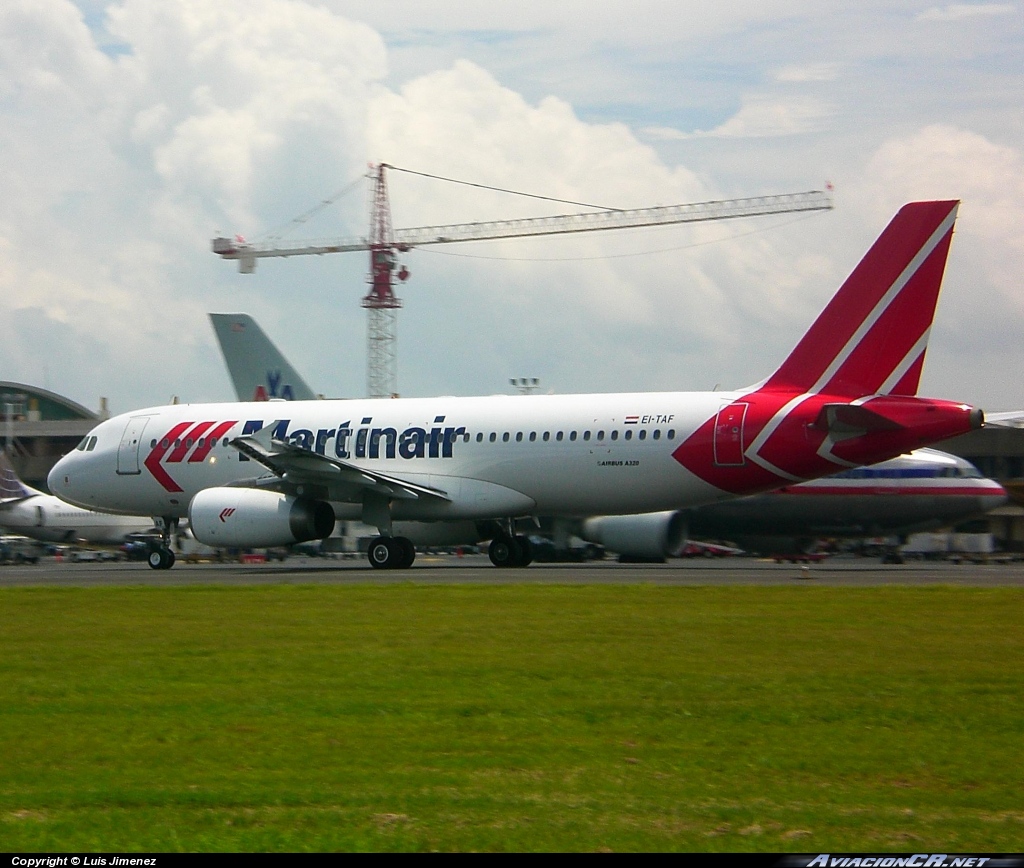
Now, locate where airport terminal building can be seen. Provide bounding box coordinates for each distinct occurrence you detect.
[0,381,100,489]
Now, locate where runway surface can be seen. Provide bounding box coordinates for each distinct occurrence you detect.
[3,553,1024,587]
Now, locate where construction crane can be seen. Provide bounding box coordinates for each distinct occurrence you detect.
[212,164,833,398]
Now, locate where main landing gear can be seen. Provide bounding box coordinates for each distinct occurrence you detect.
[147,517,177,570]
[367,536,416,570]
[488,534,534,568]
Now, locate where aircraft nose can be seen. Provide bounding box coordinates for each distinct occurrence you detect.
[48,452,75,499]
[981,483,1010,512]
[48,449,95,508]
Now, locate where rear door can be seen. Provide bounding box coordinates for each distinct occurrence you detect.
[713,402,748,466]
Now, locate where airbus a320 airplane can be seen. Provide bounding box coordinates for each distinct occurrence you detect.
[209,303,1005,562]
[50,201,983,570]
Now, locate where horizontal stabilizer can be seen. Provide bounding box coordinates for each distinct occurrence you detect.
[812,403,904,439]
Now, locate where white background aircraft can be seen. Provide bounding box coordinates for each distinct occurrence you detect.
[50,201,983,570]
[581,448,1007,560]
[0,450,155,546]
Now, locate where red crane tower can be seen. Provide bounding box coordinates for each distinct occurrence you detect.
[364,164,410,398]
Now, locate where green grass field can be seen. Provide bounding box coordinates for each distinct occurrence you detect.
[0,584,1021,851]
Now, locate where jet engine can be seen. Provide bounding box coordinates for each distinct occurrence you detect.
[189,488,335,548]
[580,510,687,561]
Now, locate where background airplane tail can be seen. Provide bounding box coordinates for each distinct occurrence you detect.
[210,313,319,402]
[763,200,959,398]
[0,449,39,501]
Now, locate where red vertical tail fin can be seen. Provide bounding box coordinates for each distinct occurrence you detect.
[764,200,959,397]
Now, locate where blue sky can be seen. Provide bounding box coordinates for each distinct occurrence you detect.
[1,1,1022,413]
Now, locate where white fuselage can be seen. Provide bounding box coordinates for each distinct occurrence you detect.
[51,393,731,521]
[0,493,155,545]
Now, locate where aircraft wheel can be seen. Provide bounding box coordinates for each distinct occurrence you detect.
[368,537,399,570]
[395,536,416,569]
[147,547,173,570]
[512,535,534,567]
[488,536,521,568]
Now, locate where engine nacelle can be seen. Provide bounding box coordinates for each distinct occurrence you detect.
[189,488,335,548]
[580,511,687,560]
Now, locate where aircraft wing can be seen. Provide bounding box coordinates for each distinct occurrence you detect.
[984,411,1024,429]
[229,423,451,504]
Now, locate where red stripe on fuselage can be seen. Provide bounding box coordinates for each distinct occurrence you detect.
[142,421,195,493]
[165,422,217,463]
[188,421,237,463]
[673,391,977,496]
[770,485,1004,497]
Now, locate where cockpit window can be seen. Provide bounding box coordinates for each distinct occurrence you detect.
[86,436,98,452]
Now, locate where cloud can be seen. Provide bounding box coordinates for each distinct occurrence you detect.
[644,95,833,140]
[0,1,1020,412]
[860,125,1024,405]
[774,64,839,83]
[917,3,1016,22]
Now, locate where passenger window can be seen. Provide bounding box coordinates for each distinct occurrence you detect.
[162,439,170,449]
[490,432,497,443]
[529,432,536,442]
[514,432,522,442]
[653,430,661,440]
[597,430,604,440]
[667,429,676,440]
[543,432,550,441]
[570,431,577,442]
[639,430,647,441]
[625,430,633,440]
[556,432,564,441]
[476,432,483,442]
[611,430,619,441]
[583,431,591,441]
[150,439,157,449]
[503,432,510,442]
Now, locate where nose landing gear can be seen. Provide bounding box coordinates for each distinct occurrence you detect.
[147,517,178,570]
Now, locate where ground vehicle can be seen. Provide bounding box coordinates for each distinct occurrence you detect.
[0,535,42,564]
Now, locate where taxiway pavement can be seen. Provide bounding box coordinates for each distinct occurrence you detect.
[3,554,1024,588]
